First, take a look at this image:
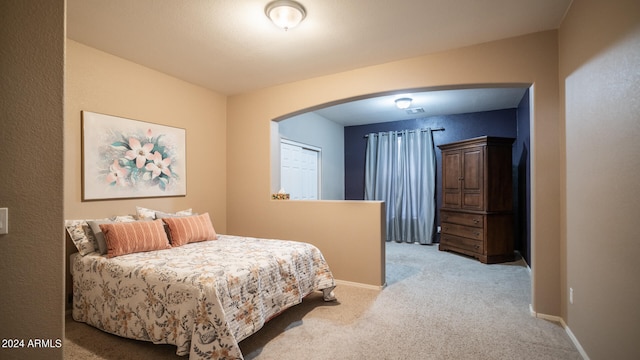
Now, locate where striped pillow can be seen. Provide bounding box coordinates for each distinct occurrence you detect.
[100,219,171,258]
[162,213,218,247]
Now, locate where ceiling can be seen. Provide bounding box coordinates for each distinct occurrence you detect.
[311,87,529,126]
[67,0,571,125]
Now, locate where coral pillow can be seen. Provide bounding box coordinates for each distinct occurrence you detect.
[162,213,218,247]
[100,219,171,258]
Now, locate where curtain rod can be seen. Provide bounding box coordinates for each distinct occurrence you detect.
[364,127,445,138]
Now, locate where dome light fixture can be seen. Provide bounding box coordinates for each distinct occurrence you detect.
[265,0,307,31]
[395,97,413,110]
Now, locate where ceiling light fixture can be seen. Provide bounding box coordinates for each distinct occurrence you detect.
[265,0,307,31]
[395,97,413,109]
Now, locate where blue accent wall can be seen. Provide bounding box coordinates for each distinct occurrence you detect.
[515,89,531,266]
[343,108,519,243]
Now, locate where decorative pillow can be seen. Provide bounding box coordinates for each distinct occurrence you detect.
[111,215,137,222]
[162,213,218,247]
[155,211,197,219]
[87,216,139,255]
[154,211,198,244]
[87,220,111,255]
[65,218,110,255]
[136,206,193,220]
[100,219,171,258]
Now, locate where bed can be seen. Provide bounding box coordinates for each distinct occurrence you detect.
[69,212,336,360]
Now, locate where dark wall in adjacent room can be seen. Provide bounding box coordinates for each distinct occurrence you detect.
[343,108,518,242]
[515,89,531,266]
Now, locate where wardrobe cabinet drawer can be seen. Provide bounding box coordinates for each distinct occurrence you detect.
[440,211,483,228]
[440,234,483,254]
[441,222,484,240]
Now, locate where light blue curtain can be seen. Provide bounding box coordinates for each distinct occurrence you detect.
[365,129,436,244]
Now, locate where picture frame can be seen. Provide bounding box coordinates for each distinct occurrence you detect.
[81,111,186,201]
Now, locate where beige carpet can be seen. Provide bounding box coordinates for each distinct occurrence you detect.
[65,242,581,359]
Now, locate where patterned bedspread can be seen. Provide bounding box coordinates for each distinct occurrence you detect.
[71,235,336,359]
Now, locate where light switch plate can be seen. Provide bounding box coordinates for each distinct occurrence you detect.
[0,208,8,234]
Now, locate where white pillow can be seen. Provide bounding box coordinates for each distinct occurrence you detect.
[136,206,192,220]
[65,218,109,255]
[66,215,138,256]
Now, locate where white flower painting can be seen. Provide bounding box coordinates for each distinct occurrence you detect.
[82,111,186,200]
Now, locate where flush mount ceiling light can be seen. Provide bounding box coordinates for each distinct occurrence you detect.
[395,97,413,110]
[265,0,307,31]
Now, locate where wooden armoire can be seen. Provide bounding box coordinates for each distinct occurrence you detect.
[438,136,515,264]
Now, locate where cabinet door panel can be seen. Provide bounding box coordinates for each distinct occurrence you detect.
[463,194,482,208]
[443,152,460,188]
[442,152,461,208]
[462,149,482,190]
[462,148,484,210]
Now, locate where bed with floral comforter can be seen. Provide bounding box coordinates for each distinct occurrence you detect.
[71,234,336,359]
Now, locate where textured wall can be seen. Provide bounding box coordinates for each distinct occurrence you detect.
[515,90,531,266]
[343,109,518,201]
[559,0,640,358]
[65,40,227,223]
[0,1,65,359]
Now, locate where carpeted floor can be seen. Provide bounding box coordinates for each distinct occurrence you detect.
[64,242,581,359]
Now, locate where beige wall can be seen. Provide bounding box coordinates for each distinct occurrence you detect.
[559,0,640,358]
[65,40,228,224]
[64,40,228,304]
[0,1,65,359]
[227,31,561,306]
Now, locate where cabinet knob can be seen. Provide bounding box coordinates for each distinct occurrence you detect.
[474,232,480,237]
[473,218,480,224]
[458,177,464,181]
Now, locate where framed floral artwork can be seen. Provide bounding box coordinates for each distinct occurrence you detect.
[82,111,186,200]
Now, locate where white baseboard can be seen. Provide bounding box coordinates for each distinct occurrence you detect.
[334,279,385,290]
[562,321,590,360]
[529,305,590,360]
[529,304,562,322]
